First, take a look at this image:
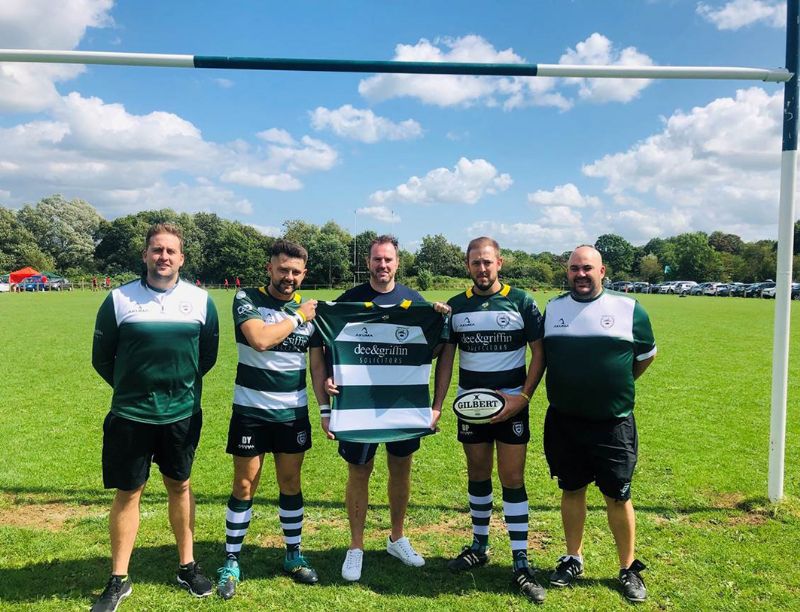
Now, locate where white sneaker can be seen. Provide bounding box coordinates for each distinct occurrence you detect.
[386,536,425,567]
[342,548,363,581]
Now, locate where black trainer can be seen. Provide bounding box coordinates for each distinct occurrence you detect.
[177,561,213,597]
[512,567,546,604]
[91,575,132,612]
[618,559,647,602]
[550,555,583,587]
[447,546,488,572]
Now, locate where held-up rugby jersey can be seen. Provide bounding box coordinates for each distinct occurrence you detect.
[232,288,316,422]
[543,290,656,420]
[314,301,445,443]
[447,284,543,394]
[92,278,219,424]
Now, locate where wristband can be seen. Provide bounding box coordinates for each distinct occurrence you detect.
[296,309,307,323]
[519,391,531,403]
[319,404,331,417]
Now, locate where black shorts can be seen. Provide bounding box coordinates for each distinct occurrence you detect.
[102,411,202,491]
[543,407,638,501]
[338,437,421,465]
[226,412,312,456]
[457,408,530,445]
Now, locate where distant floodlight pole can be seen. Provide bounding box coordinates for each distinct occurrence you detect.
[0,23,798,500]
[769,0,799,503]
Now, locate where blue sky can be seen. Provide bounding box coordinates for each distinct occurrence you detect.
[0,0,793,253]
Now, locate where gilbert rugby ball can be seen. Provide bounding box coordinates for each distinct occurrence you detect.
[453,388,505,424]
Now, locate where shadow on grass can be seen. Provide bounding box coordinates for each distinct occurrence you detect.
[0,484,743,516]
[0,541,574,603]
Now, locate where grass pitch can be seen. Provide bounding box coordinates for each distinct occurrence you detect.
[0,288,799,610]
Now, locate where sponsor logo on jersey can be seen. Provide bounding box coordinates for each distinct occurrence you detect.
[496,313,510,327]
[237,304,253,315]
[395,327,410,342]
[126,305,149,314]
[512,421,524,437]
[600,315,615,329]
[619,482,631,498]
[481,302,489,309]
[457,316,475,329]
[355,326,374,337]
[296,431,307,446]
[354,344,408,357]
[236,291,246,299]
[554,317,569,328]
[179,301,193,314]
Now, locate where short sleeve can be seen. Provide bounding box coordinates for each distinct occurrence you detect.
[232,289,263,328]
[522,293,544,342]
[632,301,656,361]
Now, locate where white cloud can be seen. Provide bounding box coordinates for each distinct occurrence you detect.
[0,0,114,112]
[96,180,254,217]
[370,157,512,205]
[219,170,302,191]
[249,223,282,237]
[357,205,400,223]
[559,33,654,103]
[213,78,234,89]
[697,0,785,30]
[582,87,785,240]
[257,128,296,146]
[467,220,589,254]
[528,183,601,208]
[358,35,572,111]
[310,105,422,143]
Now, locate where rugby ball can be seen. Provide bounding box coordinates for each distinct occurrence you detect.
[453,388,505,424]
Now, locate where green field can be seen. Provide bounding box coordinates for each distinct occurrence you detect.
[1,289,799,611]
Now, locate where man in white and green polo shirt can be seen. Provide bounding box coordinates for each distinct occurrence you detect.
[91,223,219,612]
[543,245,656,603]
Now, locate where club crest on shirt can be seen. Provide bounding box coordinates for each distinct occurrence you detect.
[395,327,410,342]
[236,290,246,299]
[496,313,510,328]
[179,301,192,314]
[600,315,615,329]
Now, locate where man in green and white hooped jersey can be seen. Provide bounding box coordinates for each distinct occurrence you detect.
[543,245,656,604]
[216,240,327,600]
[91,223,219,612]
[432,236,547,604]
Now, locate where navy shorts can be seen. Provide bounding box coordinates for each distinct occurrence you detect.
[226,412,312,456]
[543,407,638,501]
[102,411,202,491]
[457,408,530,445]
[338,437,421,465]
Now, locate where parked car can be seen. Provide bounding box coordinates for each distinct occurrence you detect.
[689,283,708,295]
[610,281,634,292]
[22,274,49,291]
[674,281,698,295]
[720,282,745,297]
[659,282,678,294]
[632,281,650,293]
[793,282,800,300]
[745,281,773,298]
[48,275,72,291]
[704,282,726,296]
[762,282,799,299]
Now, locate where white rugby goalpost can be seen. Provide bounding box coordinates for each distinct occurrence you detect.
[0,2,797,501]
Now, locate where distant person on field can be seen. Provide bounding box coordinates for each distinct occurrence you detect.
[432,236,547,604]
[105,276,111,290]
[543,245,656,603]
[92,276,98,292]
[91,223,219,612]
[216,240,324,599]
[235,276,241,289]
[224,278,229,291]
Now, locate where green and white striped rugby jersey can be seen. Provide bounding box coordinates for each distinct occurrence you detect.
[232,288,316,422]
[543,290,656,420]
[314,300,446,443]
[92,278,219,425]
[447,284,543,394]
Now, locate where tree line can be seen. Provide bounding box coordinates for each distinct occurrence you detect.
[1,195,798,287]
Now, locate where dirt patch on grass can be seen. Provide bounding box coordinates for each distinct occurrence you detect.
[708,492,771,526]
[0,493,102,531]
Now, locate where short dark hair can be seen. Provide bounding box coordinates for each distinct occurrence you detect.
[465,236,500,261]
[271,239,308,263]
[368,234,399,257]
[145,222,184,251]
